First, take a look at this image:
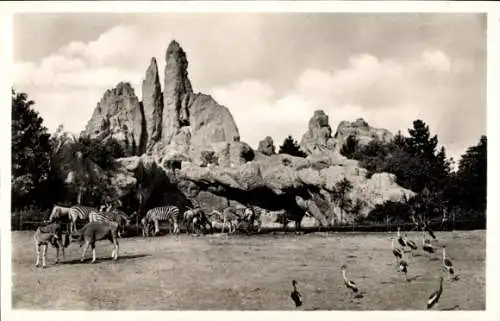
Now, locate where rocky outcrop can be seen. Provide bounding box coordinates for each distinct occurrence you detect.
[257,136,276,156]
[141,57,163,149]
[335,118,394,149]
[162,40,194,146]
[83,82,146,156]
[78,39,415,228]
[299,110,337,155]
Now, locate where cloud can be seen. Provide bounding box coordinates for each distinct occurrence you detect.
[12,20,483,167]
[208,49,478,165]
[421,50,452,73]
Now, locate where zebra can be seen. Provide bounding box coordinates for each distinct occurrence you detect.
[89,210,131,238]
[47,205,72,223]
[141,206,181,237]
[68,205,98,234]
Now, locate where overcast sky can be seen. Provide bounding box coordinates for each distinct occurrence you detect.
[12,13,486,165]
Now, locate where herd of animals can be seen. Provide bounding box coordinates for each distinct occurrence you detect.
[31,202,460,310]
[33,202,262,267]
[290,225,461,310]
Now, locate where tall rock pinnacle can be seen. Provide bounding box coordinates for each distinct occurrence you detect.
[162,40,194,145]
[142,57,163,148]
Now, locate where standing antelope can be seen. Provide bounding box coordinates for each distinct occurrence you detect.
[34,222,69,268]
[70,221,120,263]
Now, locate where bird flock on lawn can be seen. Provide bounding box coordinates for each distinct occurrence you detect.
[290,224,460,310]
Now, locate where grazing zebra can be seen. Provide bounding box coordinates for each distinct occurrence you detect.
[141,206,181,237]
[208,210,237,234]
[47,205,72,227]
[68,205,98,234]
[89,210,130,238]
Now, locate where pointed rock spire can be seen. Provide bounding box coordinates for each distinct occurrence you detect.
[162,40,194,145]
[142,57,163,148]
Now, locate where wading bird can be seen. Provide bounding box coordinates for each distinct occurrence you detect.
[290,280,303,307]
[397,226,407,249]
[427,276,444,309]
[422,231,436,257]
[399,252,409,281]
[442,245,455,279]
[341,265,359,299]
[391,237,403,264]
[423,222,437,240]
[404,233,418,255]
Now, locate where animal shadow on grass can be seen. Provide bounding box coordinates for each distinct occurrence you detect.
[441,304,460,311]
[61,254,150,265]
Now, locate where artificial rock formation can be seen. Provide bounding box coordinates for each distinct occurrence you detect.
[83,82,146,157]
[257,136,276,156]
[141,57,163,149]
[334,118,394,149]
[80,39,415,227]
[299,110,337,155]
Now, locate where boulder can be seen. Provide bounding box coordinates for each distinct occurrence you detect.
[257,136,276,156]
[299,110,337,155]
[334,118,394,150]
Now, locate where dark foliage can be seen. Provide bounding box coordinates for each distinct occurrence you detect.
[278,135,308,158]
[11,89,52,210]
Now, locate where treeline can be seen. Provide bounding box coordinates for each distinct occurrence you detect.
[339,120,486,225]
[275,120,486,226]
[11,89,126,213]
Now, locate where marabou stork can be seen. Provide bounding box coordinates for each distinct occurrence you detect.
[391,237,403,264]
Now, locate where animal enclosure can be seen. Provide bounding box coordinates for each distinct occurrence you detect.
[11,230,485,310]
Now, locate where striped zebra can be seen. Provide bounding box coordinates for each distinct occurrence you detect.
[69,205,98,234]
[89,210,131,238]
[141,206,180,237]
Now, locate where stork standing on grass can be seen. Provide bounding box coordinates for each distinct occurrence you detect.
[397,226,407,249]
[404,233,418,256]
[290,280,303,307]
[427,276,444,309]
[391,237,403,264]
[442,245,456,279]
[341,265,359,299]
[399,251,409,281]
[422,231,436,257]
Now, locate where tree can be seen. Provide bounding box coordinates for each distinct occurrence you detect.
[454,135,487,212]
[278,135,307,158]
[340,134,359,159]
[11,89,52,210]
[330,178,353,224]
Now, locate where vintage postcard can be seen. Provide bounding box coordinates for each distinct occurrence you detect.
[1,1,499,321]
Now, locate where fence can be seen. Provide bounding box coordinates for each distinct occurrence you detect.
[11,210,485,234]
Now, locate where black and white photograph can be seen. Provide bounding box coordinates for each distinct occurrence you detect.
[1,1,498,318]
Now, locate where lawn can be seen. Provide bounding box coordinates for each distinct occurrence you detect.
[11,229,485,310]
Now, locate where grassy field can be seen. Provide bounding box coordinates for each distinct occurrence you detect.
[11,230,485,310]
